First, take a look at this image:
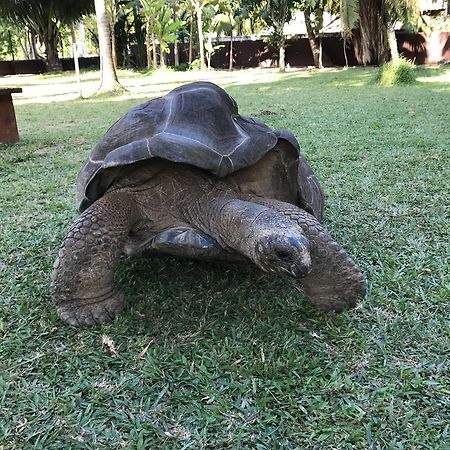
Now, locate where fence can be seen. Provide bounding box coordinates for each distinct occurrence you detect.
[0,33,448,76]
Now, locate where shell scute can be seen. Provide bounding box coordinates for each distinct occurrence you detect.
[77,82,323,220]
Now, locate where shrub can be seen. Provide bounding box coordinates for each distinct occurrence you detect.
[377,57,416,85]
[174,62,189,71]
[188,58,202,71]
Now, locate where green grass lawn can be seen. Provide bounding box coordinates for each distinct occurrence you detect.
[1,66,449,449]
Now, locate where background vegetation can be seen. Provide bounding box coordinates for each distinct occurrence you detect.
[1,66,449,448]
[1,0,449,73]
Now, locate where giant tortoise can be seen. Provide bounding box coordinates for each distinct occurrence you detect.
[51,81,366,326]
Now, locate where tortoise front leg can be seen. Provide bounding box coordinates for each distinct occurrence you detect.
[51,192,136,326]
[249,196,367,312]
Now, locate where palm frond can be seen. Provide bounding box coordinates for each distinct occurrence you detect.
[340,0,359,32]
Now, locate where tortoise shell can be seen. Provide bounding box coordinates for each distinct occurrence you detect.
[77,81,324,219]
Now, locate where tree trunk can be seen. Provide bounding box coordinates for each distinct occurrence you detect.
[111,27,117,69]
[110,0,118,68]
[152,32,158,68]
[229,31,234,70]
[343,39,349,67]
[279,42,286,72]
[18,30,29,60]
[174,41,180,66]
[159,43,166,68]
[173,8,180,67]
[43,39,62,71]
[94,0,122,93]
[206,34,212,70]
[189,13,193,63]
[70,25,82,98]
[194,1,206,70]
[78,22,89,56]
[304,9,323,69]
[39,20,63,71]
[381,0,399,62]
[385,20,398,62]
[29,28,38,59]
[146,25,153,69]
[353,0,386,65]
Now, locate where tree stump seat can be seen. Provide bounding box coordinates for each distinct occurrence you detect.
[0,88,22,144]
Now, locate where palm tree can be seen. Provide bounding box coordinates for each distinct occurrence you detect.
[168,0,184,67]
[303,0,326,69]
[95,0,122,92]
[154,6,186,67]
[105,0,120,68]
[138,0,161,69]
[381,0,419,62]
[137,0,185,69]
[216,0,245,70]
[0,0,94,71]
[189,0,214,70]
[262,0,294,72]
[241,0,294,72]
[212,13,234,69]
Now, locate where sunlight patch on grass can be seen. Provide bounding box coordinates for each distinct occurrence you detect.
[2,68,294,105]
[417,69,450,84]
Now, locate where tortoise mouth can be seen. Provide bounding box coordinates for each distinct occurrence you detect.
[285,262,312,278]
[257,257,311,279]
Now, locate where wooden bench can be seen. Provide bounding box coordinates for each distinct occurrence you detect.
[0,88,22,144]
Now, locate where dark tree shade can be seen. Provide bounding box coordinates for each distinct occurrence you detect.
[0,0,94,70]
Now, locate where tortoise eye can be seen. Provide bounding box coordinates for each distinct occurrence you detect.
[276,250,290,259]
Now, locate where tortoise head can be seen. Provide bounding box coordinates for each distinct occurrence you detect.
[253,231,312,278]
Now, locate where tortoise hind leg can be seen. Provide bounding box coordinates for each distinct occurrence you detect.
[248,196,367,312]
[51,192,136,326]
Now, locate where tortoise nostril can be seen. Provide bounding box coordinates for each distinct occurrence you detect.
[290,263,311,278]
[288,236,309,252]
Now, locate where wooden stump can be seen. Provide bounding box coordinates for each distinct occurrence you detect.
[0,88,22,144]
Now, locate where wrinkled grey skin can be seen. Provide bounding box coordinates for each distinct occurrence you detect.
[51,82,366,326]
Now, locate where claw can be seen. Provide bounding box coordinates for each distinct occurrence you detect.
[55,290,125,326]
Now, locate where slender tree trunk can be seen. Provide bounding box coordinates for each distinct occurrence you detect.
[194,1,206,70]
[385,21,398,62]
[18,31,29,59]
[173,8,180,67]
[111,28,117,69]
[279,41,286,72]
[70,25,82,98]
[159,41,166,68]
[29,28,38,59]
[343,39,349,67]
[189,13,193,63]
[110,0,118,68]
[94,0,122,92]
[304,9,323,69]
[78,22,88,56]
[206,34,212,69]
[381,0,399,62]
[151,32,158,68]
[174,41,179,66]
[145,24,153,69]
[229,31,234,70]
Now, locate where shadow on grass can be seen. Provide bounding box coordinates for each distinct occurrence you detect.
[112,255,354,344]
[414,64,449,78]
